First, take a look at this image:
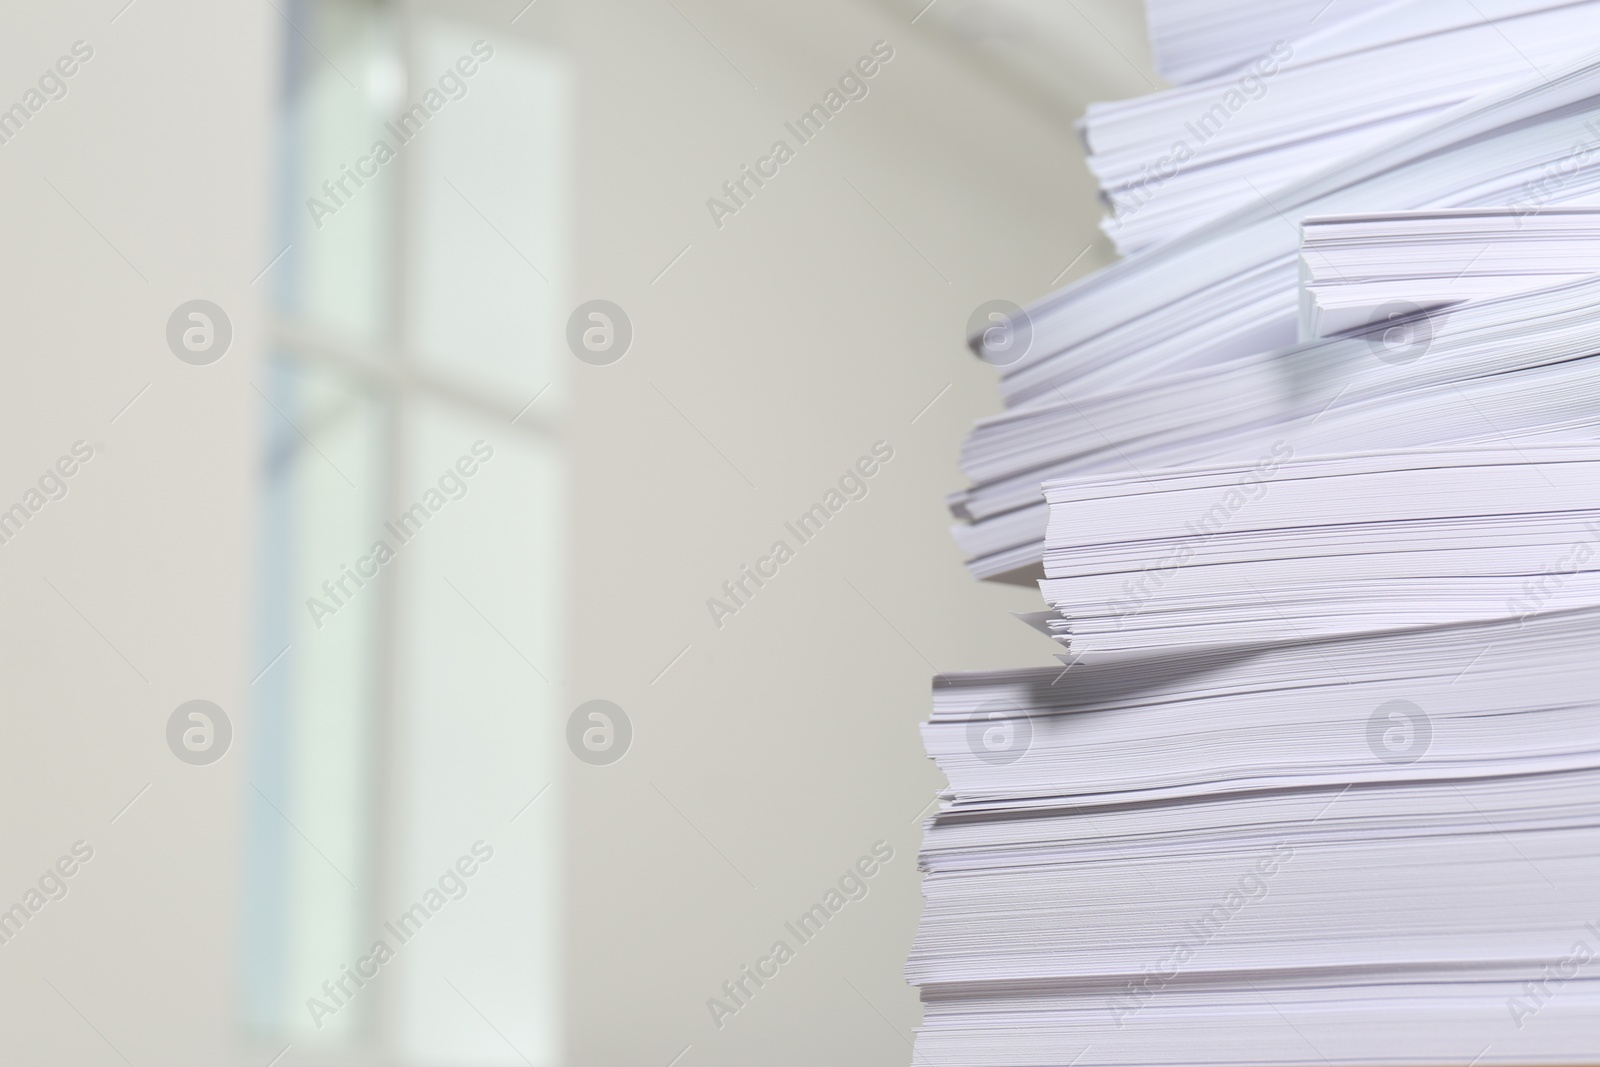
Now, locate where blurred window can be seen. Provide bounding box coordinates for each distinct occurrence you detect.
[247,2,566,1061]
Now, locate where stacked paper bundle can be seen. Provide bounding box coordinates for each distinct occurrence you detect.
[915,611,1600,1063]
[1091,0,1600,254]
[1299,208,1600,337]
[1144,0,1395,84]
[952,52,1600,581]
[914,3,1600,1064]
[1038,445,1600,654]
[953,268,1600,580]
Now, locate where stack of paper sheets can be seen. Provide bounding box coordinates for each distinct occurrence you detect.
[915,609,1600,1064]
[1299,208,1600,337]
[1091,0,1600,255]
[953,50,1600,580]
[1039,444,1600,655]
[982,49,1600,438]
[915,5,1600,1064]
[1145,0,1397,84]
[953,271,1600,579]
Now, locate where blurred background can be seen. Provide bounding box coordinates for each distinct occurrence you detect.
[0,0,1154,1063]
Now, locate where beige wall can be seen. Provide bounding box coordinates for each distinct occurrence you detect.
[0,1,272,1064]
[562,1,1143,1064]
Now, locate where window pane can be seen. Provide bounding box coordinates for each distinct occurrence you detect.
[406,23,570,408]
[277,0,399,345]
[389,398,561,1063]
[246,356,385,1045]
[253,8,565,1061]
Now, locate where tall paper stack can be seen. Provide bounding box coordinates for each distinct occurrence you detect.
[915,2,1600,1063]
